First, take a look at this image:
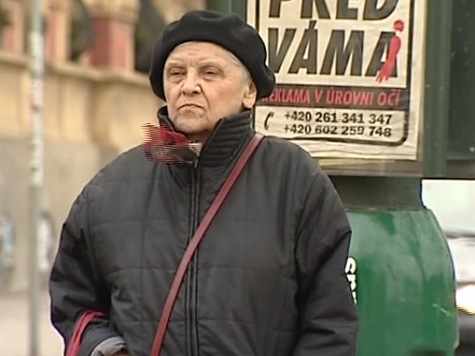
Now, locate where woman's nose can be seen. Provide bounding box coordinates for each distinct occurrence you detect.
[181,72,201,95]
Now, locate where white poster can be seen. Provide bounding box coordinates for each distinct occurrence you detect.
[247,0,426,160]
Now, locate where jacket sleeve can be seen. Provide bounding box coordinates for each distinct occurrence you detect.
[292,170,358,356]
[91,337,127,356]
[49,188,122,356]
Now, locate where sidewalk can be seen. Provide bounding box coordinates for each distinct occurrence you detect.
[0,290,63,356]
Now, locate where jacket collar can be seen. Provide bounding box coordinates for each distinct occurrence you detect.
[157,106,253,167]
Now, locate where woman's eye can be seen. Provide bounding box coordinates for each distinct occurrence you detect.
[203,68,219,76]
[168,69,184,77]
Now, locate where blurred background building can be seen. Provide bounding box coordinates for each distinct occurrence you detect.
[0,0,205,292]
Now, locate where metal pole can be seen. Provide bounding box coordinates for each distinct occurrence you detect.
[207,0,231,13]
[29,0,44,355]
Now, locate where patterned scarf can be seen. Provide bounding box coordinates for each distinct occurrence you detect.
[143,123,201,164]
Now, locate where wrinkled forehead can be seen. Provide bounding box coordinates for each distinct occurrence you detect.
[164,41,243,68]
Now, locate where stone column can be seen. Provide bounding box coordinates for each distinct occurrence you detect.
[1,0,25,54]
[83,0,139,71]
[44,0,72,62]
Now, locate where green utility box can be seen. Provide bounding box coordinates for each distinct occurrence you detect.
[334,176,459,355]
[349,210,457,356]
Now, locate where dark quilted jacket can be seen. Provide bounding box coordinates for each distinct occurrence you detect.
[50,108,357,356]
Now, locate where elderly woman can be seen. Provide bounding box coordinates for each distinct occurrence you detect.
[50,10,357,356]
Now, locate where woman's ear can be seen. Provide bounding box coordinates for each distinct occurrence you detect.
[242,81,257,109]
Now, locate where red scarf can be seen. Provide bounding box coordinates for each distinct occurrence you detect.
[143,124,199,164]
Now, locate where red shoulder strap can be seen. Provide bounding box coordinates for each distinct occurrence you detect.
[66,310,105,356]
[150,133,264,356]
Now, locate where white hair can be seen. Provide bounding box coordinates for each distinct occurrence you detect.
[226,51,253,85]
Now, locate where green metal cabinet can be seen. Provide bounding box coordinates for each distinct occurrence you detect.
[348,209,458,355]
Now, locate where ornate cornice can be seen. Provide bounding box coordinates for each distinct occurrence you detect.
[82,0,139,23]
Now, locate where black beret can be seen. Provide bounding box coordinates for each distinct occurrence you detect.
[149,10,275,100]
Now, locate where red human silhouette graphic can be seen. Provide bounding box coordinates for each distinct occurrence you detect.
[377,20,405,83]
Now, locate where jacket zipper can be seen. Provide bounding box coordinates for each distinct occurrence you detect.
[187,159,200,356]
